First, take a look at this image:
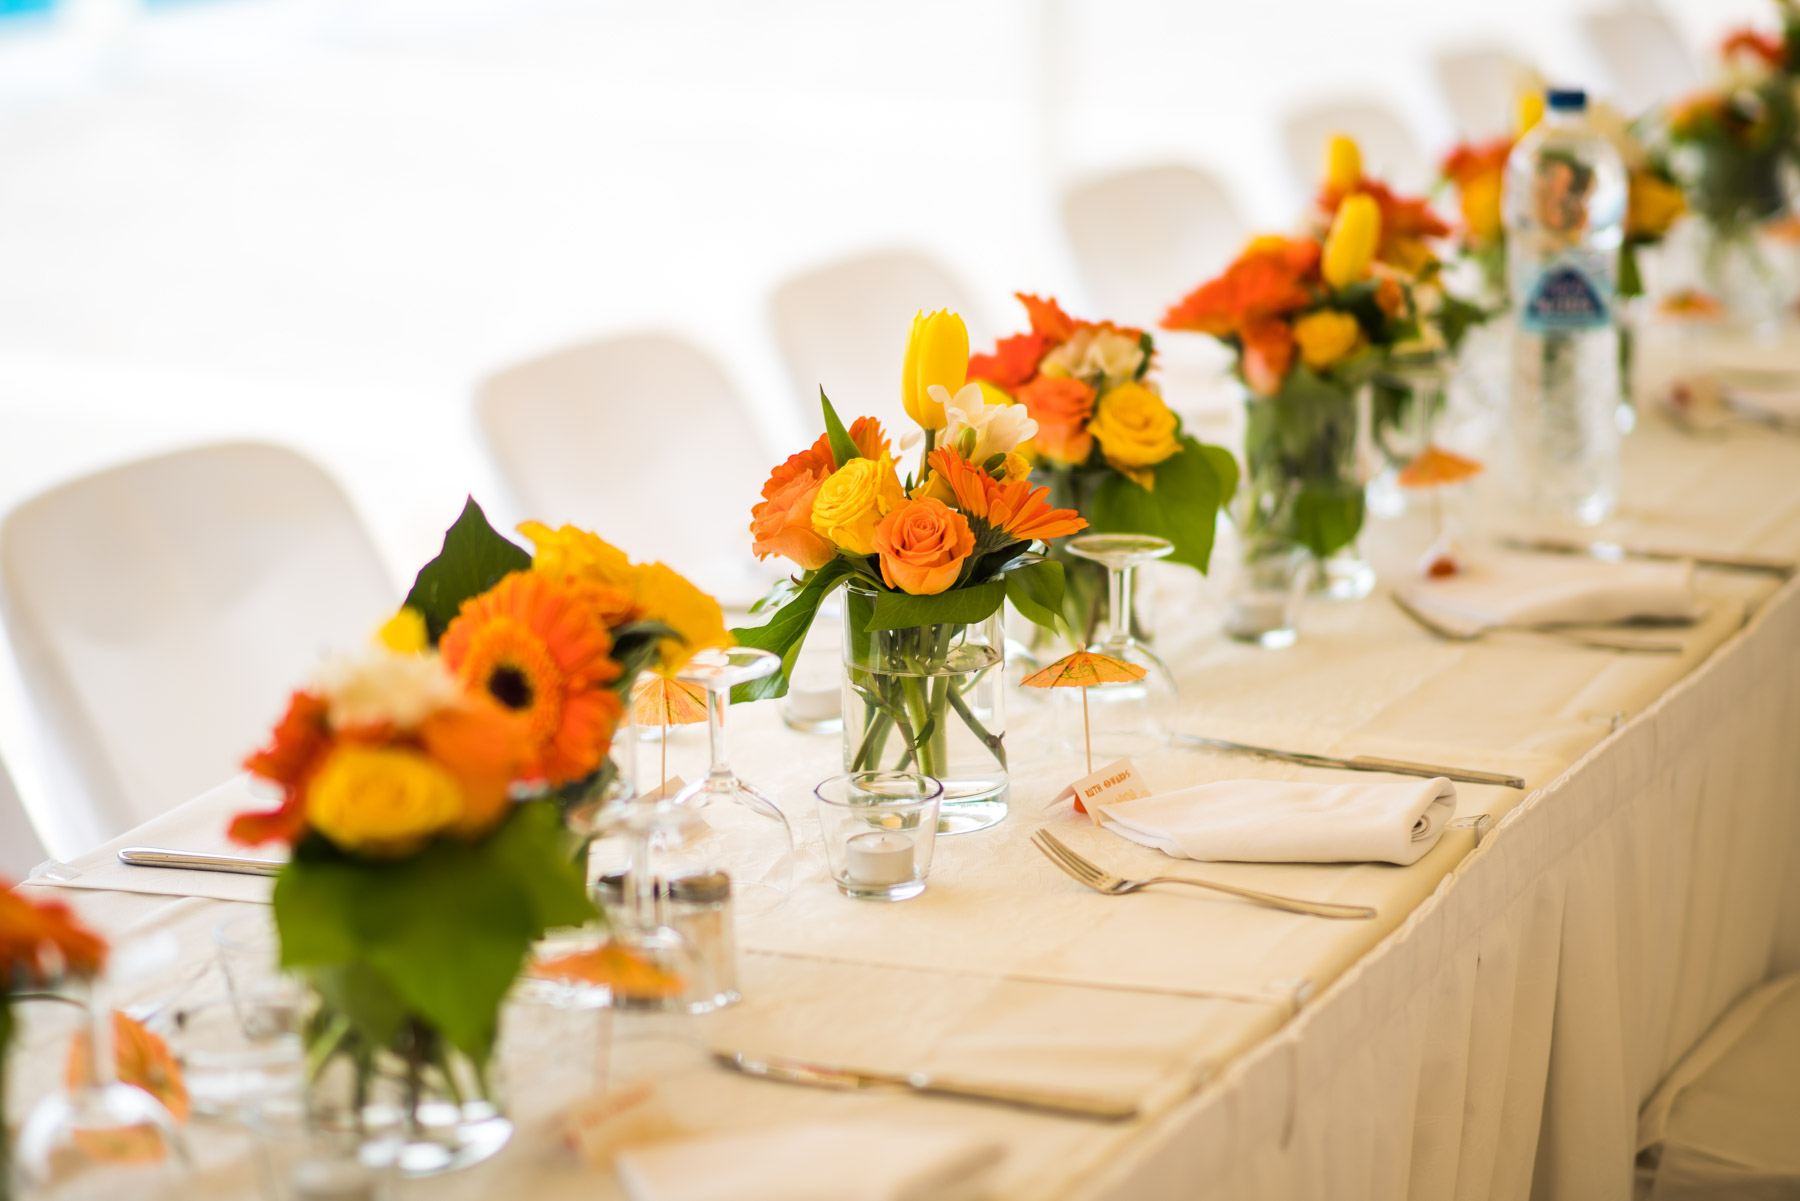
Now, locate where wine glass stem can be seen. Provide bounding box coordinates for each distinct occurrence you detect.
[1103,564,1135,651]
[626,827,656,929]
[705,684,733,787]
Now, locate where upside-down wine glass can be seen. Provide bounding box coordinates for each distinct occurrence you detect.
[671,647,795,918]
[1060,534,1179,758]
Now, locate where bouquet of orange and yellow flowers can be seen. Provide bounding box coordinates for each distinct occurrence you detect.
[965,294,1236,642]
[740,309,1083,785]
[228,500,728,1154]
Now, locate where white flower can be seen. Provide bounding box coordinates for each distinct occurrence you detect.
[1039,327,1144,390]
[312,647,463,730]
[1587,99,1647,171]
[933,382,1039,463]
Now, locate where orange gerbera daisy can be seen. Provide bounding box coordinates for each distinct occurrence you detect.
[68,1012,190,1122]
[231,690,333,846]
[1162,238,1320,337]
[968,332,1053,390]
[440,572,624,786]
[0,881,107,981]
[928,448,1087,544]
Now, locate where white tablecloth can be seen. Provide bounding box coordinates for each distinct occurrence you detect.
[14,415,1800,1201]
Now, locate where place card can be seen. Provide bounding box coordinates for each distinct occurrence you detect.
[1052,758,1151,825]
[565,1079,684,1165]
[639,776,687,802]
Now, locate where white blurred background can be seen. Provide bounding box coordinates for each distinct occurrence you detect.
[0,0,1761,849]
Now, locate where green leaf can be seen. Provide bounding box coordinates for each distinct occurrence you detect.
[728,557,856,702]
[1089,436,1228,573]
[403,498,532,643]
[272,804,596,1061]
[1198,441,1240,507]
[1292,484,1365,558]
[608,620,680,688]
[864,579,1006,631]
[1004,557,1067,633]
[821,391,861,466]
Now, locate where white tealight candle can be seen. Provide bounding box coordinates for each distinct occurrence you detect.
[845,830,915,887]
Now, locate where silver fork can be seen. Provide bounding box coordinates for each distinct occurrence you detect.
[1030,830,1376,920]
[1390,592,1683,655]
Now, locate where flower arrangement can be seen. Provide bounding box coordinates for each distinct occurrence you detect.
[740,309,1082,788]
[2,879,107,1193]
[229,500,727,1161]
[1663,7,1800,238]
[964,294,1236,642]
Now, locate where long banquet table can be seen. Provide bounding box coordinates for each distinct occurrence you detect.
[15,405,1800,1201]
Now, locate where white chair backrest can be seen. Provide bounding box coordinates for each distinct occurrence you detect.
[1284,98,1430,196]
[1580,5,1700,115]
[0,753,47,880]
[477,332,776,608]
[1435,45,1533,140]
[770,250,983,439]
[0,443,395,840]
[1062,164,1247,330]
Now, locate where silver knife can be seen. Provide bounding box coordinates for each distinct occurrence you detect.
[118,847,284,877]
[1176,735,1526,790]
[713,1051,1139,1121]
[1498,534,1795,578]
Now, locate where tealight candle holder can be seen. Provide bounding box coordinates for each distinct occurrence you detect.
[814,772,944,901]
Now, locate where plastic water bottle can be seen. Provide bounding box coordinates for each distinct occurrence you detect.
[1503,88,1628,526]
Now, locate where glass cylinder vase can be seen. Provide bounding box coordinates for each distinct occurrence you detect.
[1366,360,1445,518]
[841,582,1007,834]
[303,981,511,1177]
[1240,374,1370,601]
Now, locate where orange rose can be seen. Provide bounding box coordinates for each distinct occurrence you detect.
[872,498,975,596]
[1016,375,1096,464]
[750,472,833,570]
[1242,321,1296,396]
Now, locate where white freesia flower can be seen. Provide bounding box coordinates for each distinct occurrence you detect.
[313,646,463,730]
[1039,327,1144,389]
[932,382,1039,463]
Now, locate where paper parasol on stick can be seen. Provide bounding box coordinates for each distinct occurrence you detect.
[530,940,685,1001]
[1022,651,1148,774]
[1400,445,1483,573]
[632,674,708,796]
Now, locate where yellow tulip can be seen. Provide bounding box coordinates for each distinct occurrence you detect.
[1324,134,1363,193]
[1323,194,1381,289]
[901,309,968,431]
[1516,90,1545,138]
[1292,310,1365,370]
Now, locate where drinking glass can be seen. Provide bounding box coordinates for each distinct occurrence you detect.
[814,772,943,901]
[1061,534,1180,757]
[671,647,794,917]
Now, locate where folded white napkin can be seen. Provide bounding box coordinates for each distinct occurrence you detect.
[1399,553,1697,629]
[1096,777,1457,866]
[615,1122,1003,1201]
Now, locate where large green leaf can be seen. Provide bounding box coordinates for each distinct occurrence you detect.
[1088,436,1228,572]
[1292,484,1365,558]
[864,579,1006,631]
[821,391,861,466]
[728,558,856,702]
[1004,557,1067,634]
[273,802,595,1061]
[403,498,531,643]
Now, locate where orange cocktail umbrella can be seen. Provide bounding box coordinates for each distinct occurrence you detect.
[1400,444,1483,559]
[530,940,685,1001]
[1022,651,1148,774]
[632,674,707,797]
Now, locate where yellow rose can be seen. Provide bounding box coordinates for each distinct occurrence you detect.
[1323,193,1381,289]
[1292,310,1365,371]
[1324,134,1362,194]
[811,456,905,555]
[901,309,969,431]
[376,607,427,655]
[518,521,635,591]
[631,562,731,673]
[1089,382,1180,488]
[1627,172,1685,241]
[307,745,463,858]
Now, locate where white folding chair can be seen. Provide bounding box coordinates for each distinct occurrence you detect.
[770,249,984,439]
[1637,973,1800,1198]
[1434,45,1533,141]
[0,443,396,844]
[1062,164,1248,330]
[476,331,778,609]
[0,752,47,880]
[1581,4,1701,116]
[1283,97,1430,195]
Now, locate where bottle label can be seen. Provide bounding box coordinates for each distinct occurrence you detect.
[1520,259,1612,332]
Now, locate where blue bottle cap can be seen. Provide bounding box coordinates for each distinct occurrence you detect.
[1546,88,1587,111]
